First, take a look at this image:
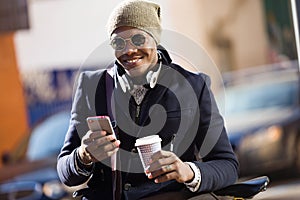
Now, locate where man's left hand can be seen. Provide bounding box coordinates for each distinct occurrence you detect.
[146,150,194,184]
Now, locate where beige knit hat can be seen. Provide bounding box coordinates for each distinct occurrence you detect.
[107,0,162,44]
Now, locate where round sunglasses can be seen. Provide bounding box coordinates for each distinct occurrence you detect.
[110,33,146,51]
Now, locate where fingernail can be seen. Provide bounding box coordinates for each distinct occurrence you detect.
[154,179,158,183]
[145,167,151,178]
[115,140,121,147]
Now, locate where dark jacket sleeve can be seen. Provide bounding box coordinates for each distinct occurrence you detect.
[193,74,239,193]
[57,71,103,186]
[56,126,91,186]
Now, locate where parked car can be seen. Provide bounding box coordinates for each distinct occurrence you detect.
[0,111,80,200]
[220,61,300,177]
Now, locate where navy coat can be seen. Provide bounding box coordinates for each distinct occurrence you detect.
[57,49,238,200]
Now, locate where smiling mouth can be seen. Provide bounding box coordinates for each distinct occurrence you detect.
[126,58,140,63]
[123,56,143,66]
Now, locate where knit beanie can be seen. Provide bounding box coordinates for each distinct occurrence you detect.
[107,0,162,44]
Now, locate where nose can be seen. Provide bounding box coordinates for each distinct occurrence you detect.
[122,41,138,55]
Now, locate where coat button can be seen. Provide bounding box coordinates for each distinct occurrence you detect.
[124,183,131,191]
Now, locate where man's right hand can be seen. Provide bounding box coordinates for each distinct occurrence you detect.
[78,130,120,165]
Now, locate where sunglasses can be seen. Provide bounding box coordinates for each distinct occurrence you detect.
[110,33,146,51]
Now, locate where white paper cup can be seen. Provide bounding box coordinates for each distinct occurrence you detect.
[135,135,162,171]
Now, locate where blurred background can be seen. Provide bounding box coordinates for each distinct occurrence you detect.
[0,0,299,199]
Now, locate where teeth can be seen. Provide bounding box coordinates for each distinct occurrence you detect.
[127,58,139,63]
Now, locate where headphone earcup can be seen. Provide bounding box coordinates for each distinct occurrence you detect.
[146,71,153,85]
[118,74,131,93]
[149,71,158,88]
[147,60,162,88]
[118,74,127,92]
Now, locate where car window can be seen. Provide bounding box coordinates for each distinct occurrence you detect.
[224,78,299,115]
[26,111,70,161]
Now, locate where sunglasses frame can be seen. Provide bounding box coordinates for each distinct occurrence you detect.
[110,33,147,51]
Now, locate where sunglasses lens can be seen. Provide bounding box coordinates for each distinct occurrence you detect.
[131,34,146,47]
[111,38,125,50]
[111,34,147,51]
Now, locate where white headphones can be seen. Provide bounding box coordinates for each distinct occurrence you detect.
[117,71,131,93]
[116,53,162,93]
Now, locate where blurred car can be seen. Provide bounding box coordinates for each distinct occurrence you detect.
[0,111,79,200]
[221,61,300,177]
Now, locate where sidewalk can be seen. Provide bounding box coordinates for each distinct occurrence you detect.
[253,179,300,200]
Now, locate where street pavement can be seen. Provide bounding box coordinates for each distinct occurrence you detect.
[252,177,300,200]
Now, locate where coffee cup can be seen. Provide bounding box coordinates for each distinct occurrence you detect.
[135,135,162,171]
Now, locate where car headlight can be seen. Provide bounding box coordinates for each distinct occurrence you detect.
[43,180,66,199]
[241,125,283,149]
[265,126,283,142]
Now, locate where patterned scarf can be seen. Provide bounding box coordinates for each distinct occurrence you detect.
[129,85,148,105]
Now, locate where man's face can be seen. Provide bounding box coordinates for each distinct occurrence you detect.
[111,27,158,78]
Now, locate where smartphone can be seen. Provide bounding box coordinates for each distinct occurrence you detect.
[86,116,117,171]
[86,116,115,135]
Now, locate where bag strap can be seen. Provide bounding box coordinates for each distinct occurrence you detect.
[105,69,122,200]
[105,70,114,123]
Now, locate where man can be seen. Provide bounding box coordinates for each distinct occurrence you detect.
[57,0,239,199]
